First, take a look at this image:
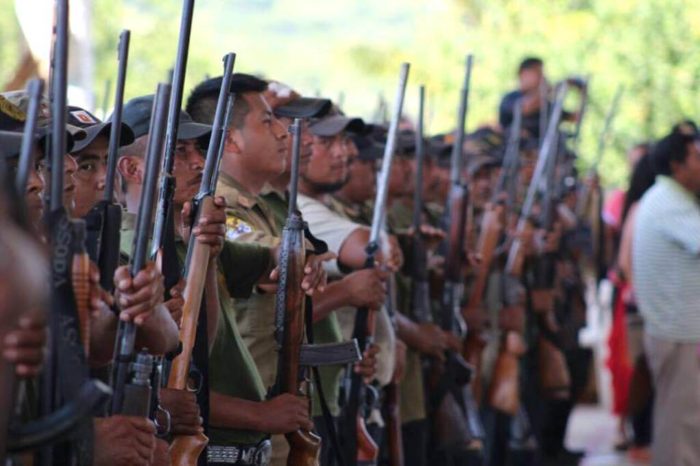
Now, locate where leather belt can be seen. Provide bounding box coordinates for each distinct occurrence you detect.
[207,440,272,466]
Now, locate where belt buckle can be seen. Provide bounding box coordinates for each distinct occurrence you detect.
[254,440,272,466]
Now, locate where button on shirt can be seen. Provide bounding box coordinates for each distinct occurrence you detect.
[632,175,700,342]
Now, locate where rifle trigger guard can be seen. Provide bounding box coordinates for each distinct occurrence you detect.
[187,365,203,394]
[155,405,172,437]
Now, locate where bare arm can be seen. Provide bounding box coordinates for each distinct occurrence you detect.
[209,391,312,434]
[135,304,179,355]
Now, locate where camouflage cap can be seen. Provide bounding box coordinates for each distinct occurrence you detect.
[265,81,332,119]
[0,90,86,142]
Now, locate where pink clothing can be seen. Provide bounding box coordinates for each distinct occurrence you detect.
[603,189,626,231]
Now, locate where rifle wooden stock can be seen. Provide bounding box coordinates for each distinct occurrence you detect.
[356,415,379,464]
[72,246,91,358]
[462,330,487,404]
[286,429,321,466]
[167,196,214,464]
[466,205,502,312]
[384,382,404,466]
[169,433,209,466]
[487,331,525,415]
[537,337,571,399]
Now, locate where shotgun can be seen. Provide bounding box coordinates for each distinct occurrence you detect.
[111,83,171,418]
[167,52,236,466]
[340,62,410,466]
[84,30,130,293]
[429,55,484,464]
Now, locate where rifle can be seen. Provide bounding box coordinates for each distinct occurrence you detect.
[409,85,432,325]
[575,84,624,218]
[33,3,113,464]
[151,0,195,293]
[111,83,171,417]
[85,30,130,293]
[383,273,404,466]
[429,55,484,463]
[340,62,410,466]
[167,52,236,466]
[274,118,322,465]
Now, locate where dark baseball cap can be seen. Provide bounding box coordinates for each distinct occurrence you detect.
[0,91,86,142]
[467,153,501,175]
[310,115,366,137]
[0,130,23,159]
[0,129,74,159]
[121,95,212,140]
[67,106,135,153]
[351,132,385,162]
[274,97,332,119]
[428,134,453,168]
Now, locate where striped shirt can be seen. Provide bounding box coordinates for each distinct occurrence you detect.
[632,175,700,341]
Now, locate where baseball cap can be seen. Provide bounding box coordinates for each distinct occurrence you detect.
[121,95,212,140]
[0,131,24,159]
[265,81,332,119]
[67,106,134,153]
[351,132,385,162]
[428,134,453,168]
[0,90,86,142]
[310,115,365,137]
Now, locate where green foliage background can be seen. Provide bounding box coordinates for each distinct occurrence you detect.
[1,0,700,187]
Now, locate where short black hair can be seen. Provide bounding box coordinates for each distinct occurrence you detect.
[186,73,268,128]
[650,120,699,176]
[518,57,543,74]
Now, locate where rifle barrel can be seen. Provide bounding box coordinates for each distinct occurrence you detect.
[494,98,522,200]
[287,118,302,215]
[16,79,43,198]
[104,30,131,202]
[593,85,624,171]
[131,84,170,275]
[162,0,195,176]
[50,0,69,212]
[412,85,426,233]
[369,62,410,246]
[450,54,474,185]
[199,52,236,199]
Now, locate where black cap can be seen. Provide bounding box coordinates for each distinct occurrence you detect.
[121,95,212,140]
[464,127,505,162]
[67,106,135,153]
[310,115,365,137]
[428,134,453,168]
[0,130,23,159]
[274,97,332,119]
[351,131,385,162]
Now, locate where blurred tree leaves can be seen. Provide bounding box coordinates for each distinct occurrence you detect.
[0,0,698,186]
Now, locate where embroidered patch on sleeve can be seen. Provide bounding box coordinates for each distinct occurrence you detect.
[226,216,254,241]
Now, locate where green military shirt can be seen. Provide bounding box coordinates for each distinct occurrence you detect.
[262,188,345,417]
[216,173,280,390]
[387,200,427,424]
[209,276,268,446]
[119,210,272,299]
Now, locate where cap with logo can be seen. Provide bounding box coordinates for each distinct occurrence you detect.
[0,90,86,144]
[67,106,135,153]
[120,94,212,141]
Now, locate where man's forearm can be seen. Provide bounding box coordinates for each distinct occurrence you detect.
[210,391,265,432]
[395,312,422,351]
[88,308,118,367]
[136,304,179,354]
[312,280,350,322]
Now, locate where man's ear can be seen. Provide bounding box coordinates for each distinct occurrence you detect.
[224,127,243,155]
[117,155,142,185]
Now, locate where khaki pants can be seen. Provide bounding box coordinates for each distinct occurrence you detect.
[644,333,700,466]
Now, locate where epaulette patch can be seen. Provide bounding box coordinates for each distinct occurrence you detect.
[226,216,254,241]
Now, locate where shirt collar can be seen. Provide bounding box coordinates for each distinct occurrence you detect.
[217,172,259,209]
[657,175,697,203]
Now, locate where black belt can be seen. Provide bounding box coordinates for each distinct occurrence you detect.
[207,440,271,466]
